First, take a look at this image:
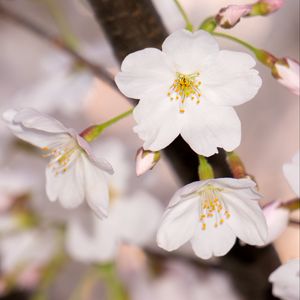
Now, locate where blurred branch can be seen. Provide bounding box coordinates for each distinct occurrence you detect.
[0,4,117,90]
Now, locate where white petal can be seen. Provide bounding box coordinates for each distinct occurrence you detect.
[201,50,262,106]
[3,108,71,148]
[269,259,300,300]
[283,151,300,196]
[162,29,219,73]
[157,198,198,251]
[46,155,85,208]
[115,48,174,99]
[225,193,268,246]
[133,97,183,151]
[191,223,236,259]
[66,214,118,263]
[82,155,110,219]
[112,191,163,246]
[181,102,241,156]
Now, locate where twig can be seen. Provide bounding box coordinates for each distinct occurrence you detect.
[0,4,117,90]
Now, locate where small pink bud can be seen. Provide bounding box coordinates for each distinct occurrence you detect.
[216,5,252,28]
[135,148,160,176]
[17,266,41,290]
[250,0,284,16]
[272,58,300,96]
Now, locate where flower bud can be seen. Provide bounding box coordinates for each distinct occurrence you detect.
[216,5,251,28]
[135,148,160,176]
[272,58,300,96]
[250,0,284,16]
[226,151,247,179]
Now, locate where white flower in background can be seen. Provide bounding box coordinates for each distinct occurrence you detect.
[263,201,289,244]
[66,191,162,263]
[157,178,268,259]
[283,151,300,196]
[216,5,252,28]
[0,229,57,279]
[269,259,300,300]
[115,29,261,156]
[2,108,113,218]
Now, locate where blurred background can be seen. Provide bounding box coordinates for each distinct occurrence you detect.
[0,0,299,299]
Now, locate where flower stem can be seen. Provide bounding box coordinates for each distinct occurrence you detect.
[40,0,79,51]
[198,156,214,180]
[173,0,193,31]
[199,17,217,33]
[212,32,278,68]
[81,108,133,142]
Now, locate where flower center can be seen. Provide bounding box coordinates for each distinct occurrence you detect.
[42,140,80,175]
[198,186,231,231]
[167,72,202,113]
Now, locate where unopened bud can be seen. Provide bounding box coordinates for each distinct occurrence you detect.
[135,148,160,176]
[198,156,214,180]
[226,151,247,179]
[272,58,300,96]
[250,0,284,16]
[216,5,251,28]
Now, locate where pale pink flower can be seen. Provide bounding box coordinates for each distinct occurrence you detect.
[216,5,252,28]
[136,148,160,176]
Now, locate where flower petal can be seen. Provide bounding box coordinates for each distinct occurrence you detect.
[283,151,300,197]
[201,50,262,106]
[115,48,174,99]
[133,97,183,151]
[112,191,163,246]
[162,29,219,73]
[181,102,241,156]
[157,198,198,251]
[82,155,110,219]
[225,193,268,246]
[191,223,236,259]
[46,154,85,208]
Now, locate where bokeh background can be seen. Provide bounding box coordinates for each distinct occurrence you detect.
[0,0,299,299]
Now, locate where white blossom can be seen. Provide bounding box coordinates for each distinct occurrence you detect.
[269,259,300,300]
[2,108,113,218]
[66,191,162,263]
[157,178,268,259]
[115,29,261,156]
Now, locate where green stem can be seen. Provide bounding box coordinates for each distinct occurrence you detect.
[212,32,258,53]
[81,108,133,142]
[40,0,79,50]
[173,0,193,31]
[212,32,278,68]
[199,17,217,33]
[198,156,214,180]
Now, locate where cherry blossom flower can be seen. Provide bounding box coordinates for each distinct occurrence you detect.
[115,30,262,156]
[136,148,160,176]
[216,5,252,28]
[269,259,300,300]
[2,108,113,218]
[157,178,268,259]
[66,191,162,263]
[283,151,300,196]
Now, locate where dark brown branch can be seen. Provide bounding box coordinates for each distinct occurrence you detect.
[0,4,117,90]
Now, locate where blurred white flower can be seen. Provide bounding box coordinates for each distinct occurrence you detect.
[66,191,162,263]
[157,178,268,259]
[116,29,261,156]
[3,108,113,218]
[136,148,160,176]
[0,229,57,278]
[269,259,300,300]
[0,169,33,212]
[283,151,300,196]
[263,200,289,244]
[216,5,252,28]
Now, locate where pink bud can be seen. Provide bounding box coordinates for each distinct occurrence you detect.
[17,266,41,290]
[216,5,252,28]
[135,148,160,176]
[273,58,300,96]
[259,0,284,14]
